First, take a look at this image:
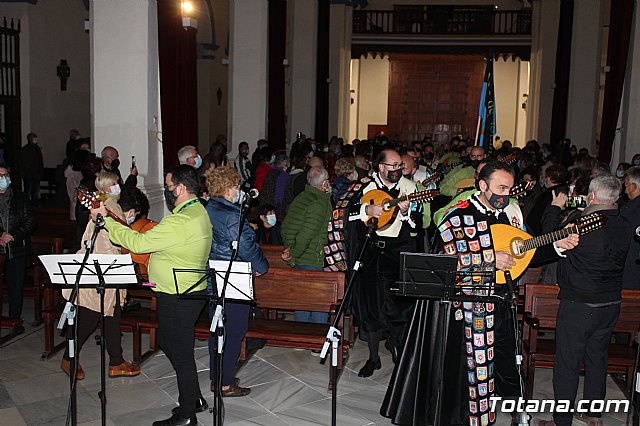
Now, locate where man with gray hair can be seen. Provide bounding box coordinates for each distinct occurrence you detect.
[542,174,632,426]
[177,145,202,169]
[622,166,640,289]
[281,166,333,325]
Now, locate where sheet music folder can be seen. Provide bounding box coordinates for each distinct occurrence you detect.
[38,254,139,286]
[393,252,459,299]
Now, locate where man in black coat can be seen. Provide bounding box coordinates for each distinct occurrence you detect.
[525,164,568,236]
[0,162,36,335]
[540,174,632,426]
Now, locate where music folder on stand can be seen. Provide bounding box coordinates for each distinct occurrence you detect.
[39,253,140,426]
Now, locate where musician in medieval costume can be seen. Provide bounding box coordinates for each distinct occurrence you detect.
[381,161,579,425]
[325,149,423,377]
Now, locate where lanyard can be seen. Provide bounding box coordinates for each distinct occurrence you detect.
[177,198,199,214]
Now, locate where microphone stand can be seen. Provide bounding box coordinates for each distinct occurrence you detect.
[211,194,251,426]
[320,218,377,426]
[59,213,104,426]
[505,270,529,425]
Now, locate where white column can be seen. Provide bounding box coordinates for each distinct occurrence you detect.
[565,0,604,153]
[90,0,165,219]
[287,0,317,146]
[228,0,268,154]
[620,6,640,162]
[328,3,352,140]
[527,0,560,143]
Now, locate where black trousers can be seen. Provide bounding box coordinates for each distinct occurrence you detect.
[552,300,621,425]
[156,292,206,418]
[6,256,27,320]
[208,301,249,385]
[63,302,125,366]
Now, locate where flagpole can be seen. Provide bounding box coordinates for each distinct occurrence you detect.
[474,116,481,146]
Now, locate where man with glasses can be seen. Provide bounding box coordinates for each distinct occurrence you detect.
[345,149,421,377]
[91,165,211,426]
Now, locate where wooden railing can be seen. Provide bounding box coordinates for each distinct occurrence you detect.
[353,8,532,36]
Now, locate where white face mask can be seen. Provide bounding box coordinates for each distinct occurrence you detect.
[126,215,136,225]
[32,137,38,144]
[109,184,121,195]
[266,214,277,226]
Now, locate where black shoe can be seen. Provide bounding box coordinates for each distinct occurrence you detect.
[152,412,198,426]
[171,396,208,415]
[385,340,398,364]
[358,358,381,377]
[12,325,25,335]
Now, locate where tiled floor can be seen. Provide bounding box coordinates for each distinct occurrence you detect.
[0,300,634,425]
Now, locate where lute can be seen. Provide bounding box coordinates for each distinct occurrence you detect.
[363,188,438,230]
[491,212,607,284]
[76,188,129,227]
[420,172,441,187]
[509,180,536,199]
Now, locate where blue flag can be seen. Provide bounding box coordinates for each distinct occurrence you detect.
[477,55,496,151]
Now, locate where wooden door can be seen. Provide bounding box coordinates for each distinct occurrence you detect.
[387,54,485,143]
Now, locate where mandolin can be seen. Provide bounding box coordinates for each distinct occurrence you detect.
[509,180,536,199]
[447,153,517,170]
[362,188,438,230]
[421,172,441,187]
[76,188,129,227]
[491,212,607,284]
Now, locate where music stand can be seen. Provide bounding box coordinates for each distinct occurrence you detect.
[173,261,254,426]
[394,252,508,425]
[39,253,140,426]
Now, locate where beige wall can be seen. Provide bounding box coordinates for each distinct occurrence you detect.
[494,58,529,146]
[365,0,522,10]
[351,55,389,140]
[1,0,90,167]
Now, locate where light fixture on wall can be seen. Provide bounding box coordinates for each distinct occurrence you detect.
[181,0,197,30]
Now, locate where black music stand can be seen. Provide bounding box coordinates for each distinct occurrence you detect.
[395,252,509,425]
[173,261,254,426]
[39,253,140,426]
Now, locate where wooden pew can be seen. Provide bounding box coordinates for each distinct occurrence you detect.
[237,268,348,375]
[258,244,288,268]
[522,283,640,397]
[33,207,77,252]
[27,236,63,325]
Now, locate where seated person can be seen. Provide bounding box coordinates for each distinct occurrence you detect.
[61,170,140,380]
[249,203,281,245]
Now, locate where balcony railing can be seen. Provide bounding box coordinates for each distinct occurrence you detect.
[353,7,532,36]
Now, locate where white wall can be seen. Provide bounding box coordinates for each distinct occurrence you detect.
[353,55,389,140]
[0,0,90,167]
[365,0,522,10]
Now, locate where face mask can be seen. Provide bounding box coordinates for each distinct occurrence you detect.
[109,184,121,196]
[270,155,276,164]
[194,155,203,169]
[126,215,136,225]
[311,144,317,151]
[323,147,329,153]
[164,186,177,206]
[232,188,242,204]
[0,176,10,190]
[616,169,624,178]
[111,159,120,170]
[403,173,414,180]
[266,214,277,226]
[470,159,481,169]
[386,168,402,183]
[485,187,509,210]
[31,138,38,144]
[634,160,640,166]
[351,171,359,181]
[335,149,342,156]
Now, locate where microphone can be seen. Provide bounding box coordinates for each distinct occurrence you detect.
[242,188,259,199]
[95,213,105,228]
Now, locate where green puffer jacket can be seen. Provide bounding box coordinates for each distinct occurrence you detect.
[281,185,332,268]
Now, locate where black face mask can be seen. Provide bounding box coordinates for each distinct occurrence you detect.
[403,173,414,180]
[110,159,120,170]
[164,186,177,207]
[470,159,481,169]
[485,189,509,210]
[386,168,402,183]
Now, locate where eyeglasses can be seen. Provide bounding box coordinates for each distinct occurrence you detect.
[164,183,178,191]
[381,162,405,169]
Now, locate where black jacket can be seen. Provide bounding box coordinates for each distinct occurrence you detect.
[557,205,631,303]
[525,183,565,236]
[0,189,35,259]
[621,196,640,289]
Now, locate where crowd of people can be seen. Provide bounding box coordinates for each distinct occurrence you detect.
[3,127,639,426]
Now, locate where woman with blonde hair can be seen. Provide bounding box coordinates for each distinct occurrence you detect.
[61,170,140,380]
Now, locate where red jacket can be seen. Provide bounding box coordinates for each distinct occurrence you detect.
[253,161,272,192]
